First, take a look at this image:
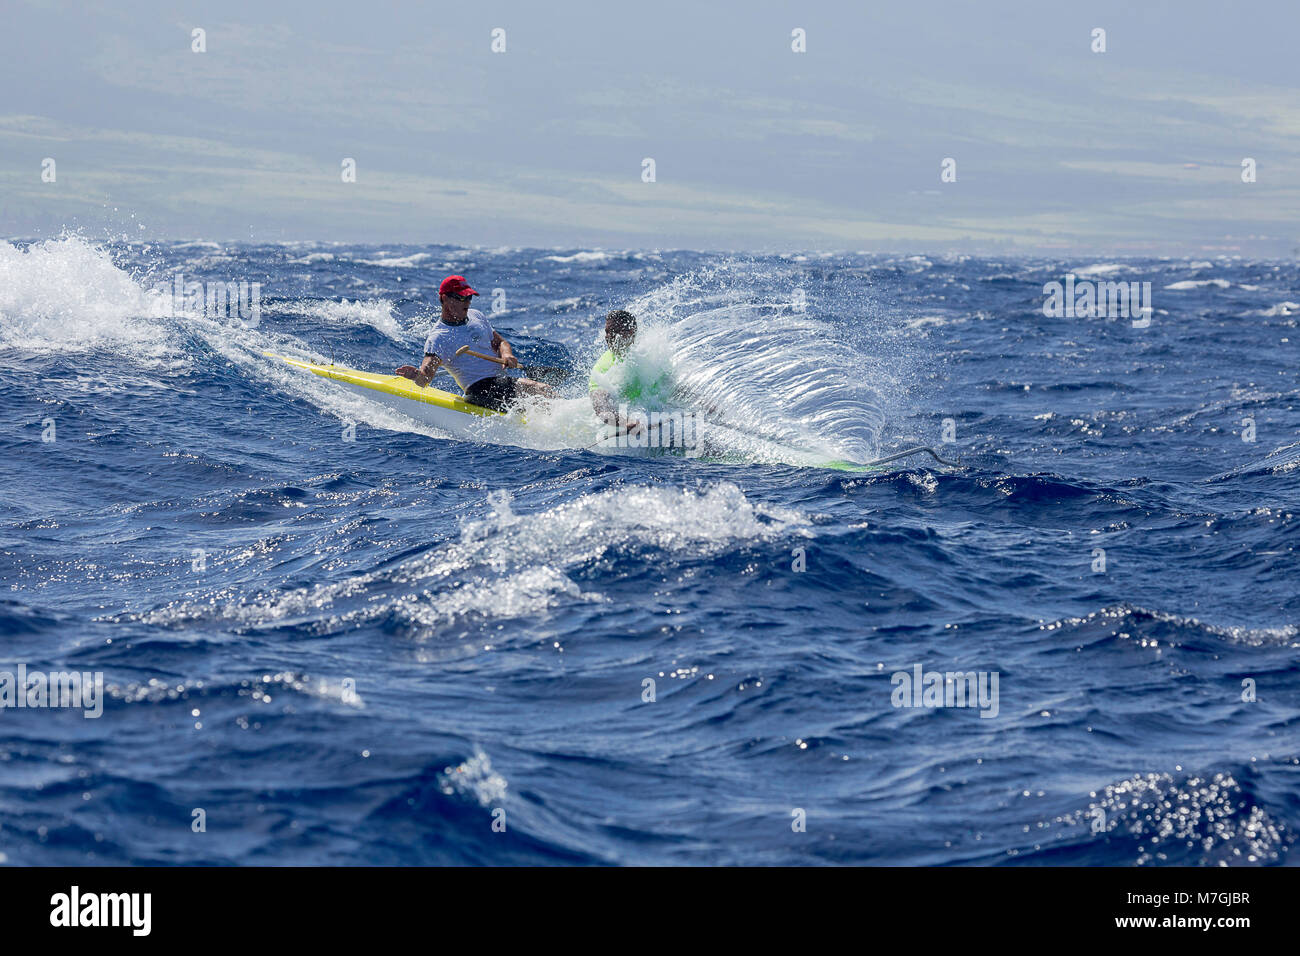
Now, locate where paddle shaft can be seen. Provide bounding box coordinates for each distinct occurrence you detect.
[454,345,569,379]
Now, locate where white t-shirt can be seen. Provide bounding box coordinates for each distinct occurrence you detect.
[423,310,502,390]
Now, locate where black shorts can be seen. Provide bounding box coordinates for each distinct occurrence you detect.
[463,375,521,412]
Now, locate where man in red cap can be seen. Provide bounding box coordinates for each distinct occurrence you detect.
[395,275,553,411]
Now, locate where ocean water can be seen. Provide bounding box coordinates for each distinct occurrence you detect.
[0,237,1296,865]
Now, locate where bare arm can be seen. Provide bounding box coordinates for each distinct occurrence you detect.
[591,388,617,425]
[395,353,441,387]
[491,331,520,369]
[591,388,640,432]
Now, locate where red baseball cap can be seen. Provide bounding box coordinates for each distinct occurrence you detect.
[439,275,478,298]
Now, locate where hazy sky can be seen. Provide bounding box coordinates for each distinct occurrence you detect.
[2,0,1298,253]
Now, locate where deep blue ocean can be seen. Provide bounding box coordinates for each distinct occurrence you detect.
[1,237,1296,865]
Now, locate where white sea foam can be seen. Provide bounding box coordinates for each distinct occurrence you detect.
[111,483,811,634]
[1259,301,1299,316]
[170,241,223,251]
[904,314,952,329]
[541,251,613,264]
[0,237,184,370]
[276,298,405,340]
[1073,263,1126,277]
[356,252,432,268]
[1164,278,1231,290]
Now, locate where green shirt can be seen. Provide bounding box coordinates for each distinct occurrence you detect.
[588,350,672,405]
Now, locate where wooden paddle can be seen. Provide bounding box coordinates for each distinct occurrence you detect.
[454,345,570,380]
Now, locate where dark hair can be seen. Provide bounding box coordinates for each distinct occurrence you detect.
[605,310,636,335]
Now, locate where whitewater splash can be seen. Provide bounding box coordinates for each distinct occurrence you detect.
[104,483,812,638]
[0,237,178,364]
[0,238,902,467]
[622,265,898,464]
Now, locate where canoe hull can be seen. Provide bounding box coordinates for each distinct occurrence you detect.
[266,352,523,437]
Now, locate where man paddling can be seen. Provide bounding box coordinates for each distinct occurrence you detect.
[588,310,673,435]
[395,275,553,411]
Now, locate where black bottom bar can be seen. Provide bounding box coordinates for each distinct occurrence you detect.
[0,865,1281,941]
